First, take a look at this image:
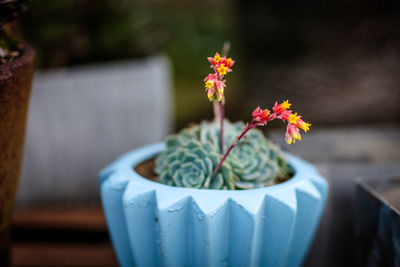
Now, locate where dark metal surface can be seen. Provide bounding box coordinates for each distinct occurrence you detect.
[355,175,400,267]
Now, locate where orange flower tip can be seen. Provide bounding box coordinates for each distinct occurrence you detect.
[281,100,291,110]
[207,52,223,66]
[288,112,301,124]
[217,64,228,76]
[212,52,221,64]
[273,100,291,114]
[223,57,235,68]
[205,81,214,89]
[301,123,311,133]
[296,120,311,132]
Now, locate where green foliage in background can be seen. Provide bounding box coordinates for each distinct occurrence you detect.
[21,0,167,67]
[152,2,239,129]
[20,0,238,129]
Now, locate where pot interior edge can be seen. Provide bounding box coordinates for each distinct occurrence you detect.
[129,149,312,193]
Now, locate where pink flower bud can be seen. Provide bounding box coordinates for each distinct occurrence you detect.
[287,123,301,142]
[204,73,217,82]
[285,132,294,144]
[215,80,226,94]
[281,110,293,121]
[207,88,215,101]
[252,107,271,124]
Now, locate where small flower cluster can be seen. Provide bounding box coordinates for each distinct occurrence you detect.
[203,51,311,177]
[204,52,235,102]
[252,100,311,144]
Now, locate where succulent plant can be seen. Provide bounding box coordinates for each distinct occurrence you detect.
[155,120,290,190]
[155,51,310,190]
[155,137,237,189]
[226,123,290,189]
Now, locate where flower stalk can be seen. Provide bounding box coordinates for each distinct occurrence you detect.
[155,47,312,190]
[212,100,311,176]
[204,49,311,178]
[206,42,234,152]
[219,99,225,151]
[213,119,257,176]
[218,42,231,151]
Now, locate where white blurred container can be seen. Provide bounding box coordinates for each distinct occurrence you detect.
[17,55,173,207]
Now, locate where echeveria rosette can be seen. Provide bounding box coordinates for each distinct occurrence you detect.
[155,120,290,190]
[155,138,237,189]
[228,124,291,189]
[200,121,290,189]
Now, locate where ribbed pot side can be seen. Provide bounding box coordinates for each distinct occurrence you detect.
[0,44,34,266]
[100,143,328,267]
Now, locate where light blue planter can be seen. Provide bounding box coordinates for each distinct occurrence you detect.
[99,142,328,267]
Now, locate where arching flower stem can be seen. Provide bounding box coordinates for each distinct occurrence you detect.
[212,100,311,176]
[213,119,259,177]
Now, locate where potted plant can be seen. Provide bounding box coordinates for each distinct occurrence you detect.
[99,46,328,267]
[0,0,34,265]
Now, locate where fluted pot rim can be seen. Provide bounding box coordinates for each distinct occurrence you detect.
[100,142,323,195]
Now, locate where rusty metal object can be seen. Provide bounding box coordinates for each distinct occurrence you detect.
[0,43,34,266]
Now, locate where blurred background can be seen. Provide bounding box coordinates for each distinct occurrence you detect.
[20,0,400,128]
[9,0,400,266]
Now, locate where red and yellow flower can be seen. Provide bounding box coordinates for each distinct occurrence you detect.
[217,64,228,76]
[222,57,235,69]
[204,52,234,102]
[288,112,301,124]
[252,107,271,125]
[296,119,311,133]
[204,74,226,102]
[286,124,301,144]
[273,100,291,114]
[205,52,310,145]
[207,52,222,66]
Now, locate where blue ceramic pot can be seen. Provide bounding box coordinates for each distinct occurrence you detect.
[99,142,328,267]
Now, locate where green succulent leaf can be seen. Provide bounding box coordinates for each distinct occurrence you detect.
[155,120,291,190]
